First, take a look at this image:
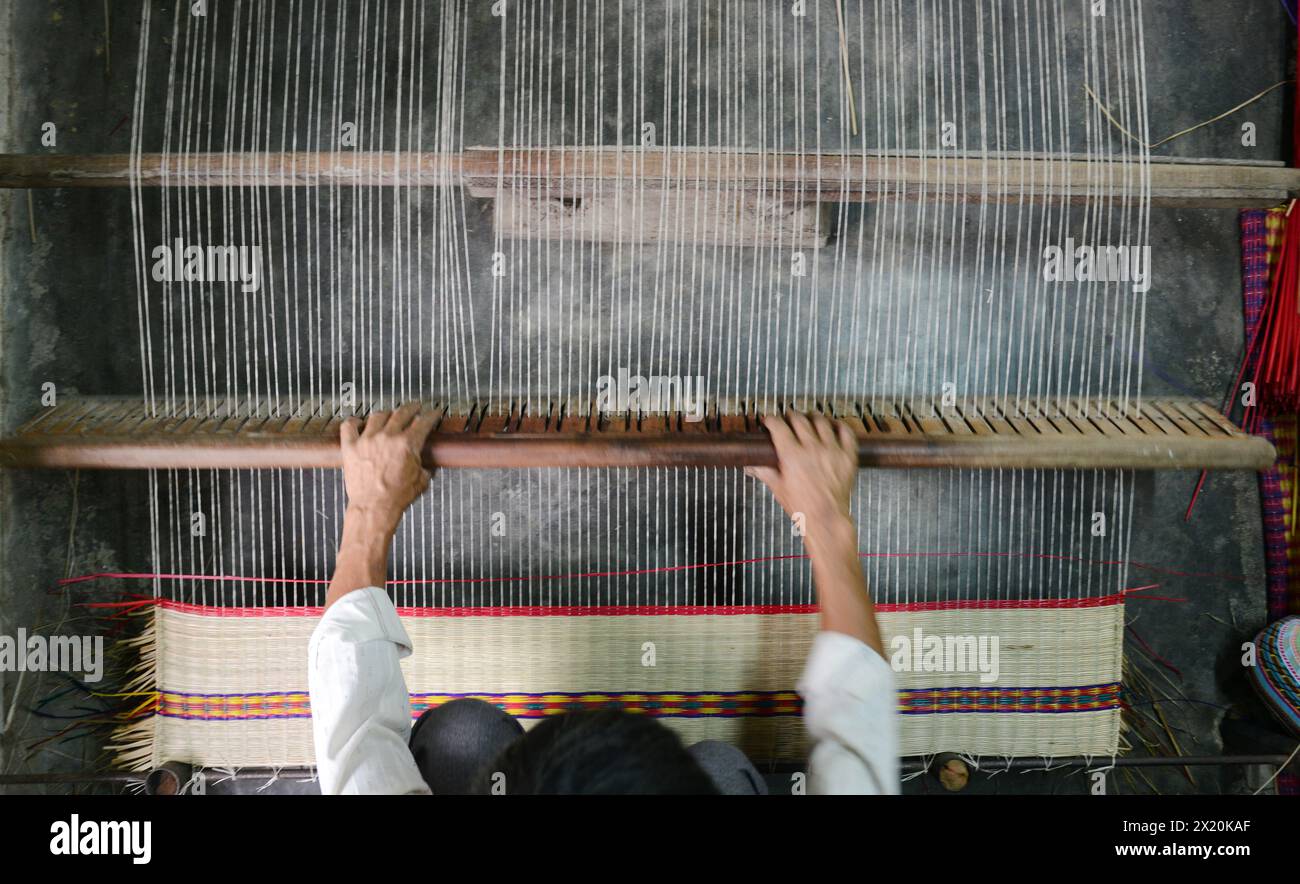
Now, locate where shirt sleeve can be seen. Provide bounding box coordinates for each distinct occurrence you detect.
[797,630,900,795]
[307,587,431,795]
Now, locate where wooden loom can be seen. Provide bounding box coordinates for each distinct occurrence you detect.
[0,146,1290,473]
[2,0,1286,776]
[0,149,1284,472]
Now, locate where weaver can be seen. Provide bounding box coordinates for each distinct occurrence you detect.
[0,1,1276,783]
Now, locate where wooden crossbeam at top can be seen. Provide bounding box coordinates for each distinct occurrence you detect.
[0,150,1295,207]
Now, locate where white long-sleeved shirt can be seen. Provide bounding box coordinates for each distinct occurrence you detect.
[308,587,899,795]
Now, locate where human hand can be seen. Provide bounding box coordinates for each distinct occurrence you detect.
[748,412,880,655]
[745,412,860,534]
[340,403,438,530]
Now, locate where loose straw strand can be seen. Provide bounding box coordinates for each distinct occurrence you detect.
[1085,79,1292,150]
[835,0,858,138]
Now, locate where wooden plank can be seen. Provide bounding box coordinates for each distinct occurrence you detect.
[1134,402,1184,436]
[1187,400,1244,435]
[866,400,911,436]
[82,400,148,436]
[466,149,1300,207]
[516,411,550,435]
[4,150,1298,207]
[237,398,295,435]
[970,398,1018,436]
[0,152,462,188]
[0,425,1275,471]
[436,406,474,435]
[271,398,322,436]
[0,397,1275,471]
[509,400,543,434]
[1166,399,1231,436]
[477,408,512,435]
[167,406,211,436]
[998,400,1050,439]
[1149,400,1211,437]
[304,402,346,436]
[13,401,71,435]
[718,414,748,435]
[118,415,169,442]
[1085,410,1133,437]
[212,397,257,436]
[553,398,581,433]
[905,399,948,436]
[954,402,995,436]
[938,400,974,435]
[1042,398,1086,436]
[61,399,123,435]
[24,399,98,437]
[850,402,877,435]
[1051,398,1103,437]
[1104,399,1166,438]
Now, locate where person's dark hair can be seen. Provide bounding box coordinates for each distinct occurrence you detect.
[476,708,719,794]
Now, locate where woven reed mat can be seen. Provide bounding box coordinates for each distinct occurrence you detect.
[113,600,1123,770]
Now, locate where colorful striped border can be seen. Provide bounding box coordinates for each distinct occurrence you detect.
[410,691,803,718]
[156,683,1122,722]
[897,683,1121,714]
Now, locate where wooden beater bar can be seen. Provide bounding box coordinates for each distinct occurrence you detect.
[1,150,1297,207]
[0,397,1276,471]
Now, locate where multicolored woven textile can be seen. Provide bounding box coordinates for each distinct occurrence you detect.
[1242,208,1297,621]
[1277,417,1299,613]
[1242,208,1300,795]
[1247,616,1300,737]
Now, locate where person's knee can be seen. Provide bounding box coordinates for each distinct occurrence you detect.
[688,740,768,795]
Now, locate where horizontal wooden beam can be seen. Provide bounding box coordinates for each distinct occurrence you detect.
[465,149,1300,208]
[0,151,463,188]
[1,150,1294,207]
[0,430,1276,471]
[0,397,1276,471]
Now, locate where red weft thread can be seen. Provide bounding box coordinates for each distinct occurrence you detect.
[1126,625,1183,680]
[1254,208,1300,413]
[1190,203,1300,520]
